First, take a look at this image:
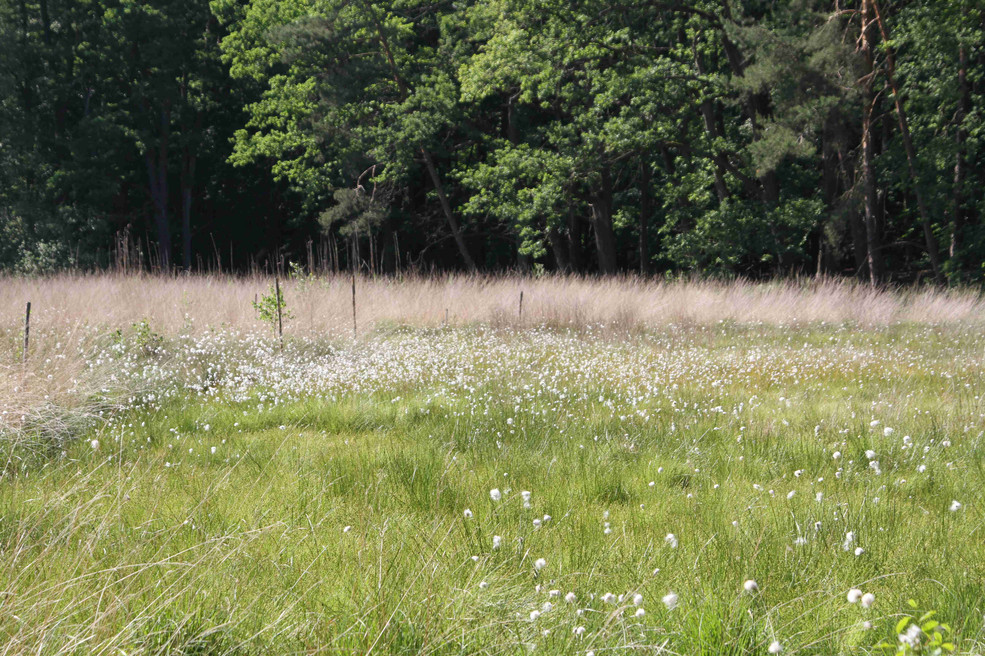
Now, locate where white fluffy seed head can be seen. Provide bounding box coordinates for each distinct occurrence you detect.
[534,558,546,570]
[847,588,863,604]
[662,592,678,610]
[489,488,502,501]
[743,579,759,593]
[861,593,875,608]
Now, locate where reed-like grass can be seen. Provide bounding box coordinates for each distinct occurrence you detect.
[2,274,983,341]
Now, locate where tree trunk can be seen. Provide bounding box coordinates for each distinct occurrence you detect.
[180,150,196,271]
[145,108,171,271]
[39,0,51,44]
[590,169,618,275]
[951,30,969,272]
[871,0,944,285]
[507,92,529,271]
[719,2,778,205]
[835,145,868,275]
[547,225,570,272]
[420,148,478,272]
[860,0,882,285]
[692,40,729,202]
[567,208,583,272]
[639,160,651,274]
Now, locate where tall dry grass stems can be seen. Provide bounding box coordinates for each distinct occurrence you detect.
[2,272,982,339]
[1,272,981,436]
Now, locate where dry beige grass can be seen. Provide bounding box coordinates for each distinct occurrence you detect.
[1,273,982,433]
[2,273,982,338]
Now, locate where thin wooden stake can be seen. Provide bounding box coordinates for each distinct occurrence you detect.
[275,278,284,350]
[23,302,31,363]
[518,291,523,322]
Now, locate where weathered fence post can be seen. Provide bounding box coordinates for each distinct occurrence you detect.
[518,291,524,322]
[23,302,31,363]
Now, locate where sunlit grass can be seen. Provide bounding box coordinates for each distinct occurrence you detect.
[1,319,984,654]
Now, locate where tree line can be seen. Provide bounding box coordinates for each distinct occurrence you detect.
[1,0,982,282]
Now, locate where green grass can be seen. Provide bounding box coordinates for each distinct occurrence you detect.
[1,324,984,654]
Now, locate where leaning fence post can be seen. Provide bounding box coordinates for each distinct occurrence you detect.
[518,291,523,322]
[23,302,31,363]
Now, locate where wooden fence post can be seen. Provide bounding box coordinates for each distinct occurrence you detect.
[23,302,31,363]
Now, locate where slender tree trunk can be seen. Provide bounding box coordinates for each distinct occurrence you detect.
[590,168,618,275]
[421,148,478,272]
[507,92,529,271]
[567,208,583,272]
[836,146,868,275]
[951,32,969,270]
[871,0,944,284]
[145,108,171,271]
[180,150,196,271]
[639,160,651,274]
[39,0,51,44]
[719,2,778,205]
[516,236,531,272]
[547,225,570,272]
[380,218,395,273]
[692,41,729,202]
[860,0,882,285]
[17,0,31,117]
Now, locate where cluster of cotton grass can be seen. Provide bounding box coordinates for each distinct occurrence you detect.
[3,272,984,435]
[470,484,892,655]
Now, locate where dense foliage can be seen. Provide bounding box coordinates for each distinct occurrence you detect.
[1,0,982,281]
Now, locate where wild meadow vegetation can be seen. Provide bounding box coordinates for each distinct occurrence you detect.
[2,275,984,654]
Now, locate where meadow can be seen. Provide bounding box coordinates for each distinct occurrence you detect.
[1,274,984,655]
